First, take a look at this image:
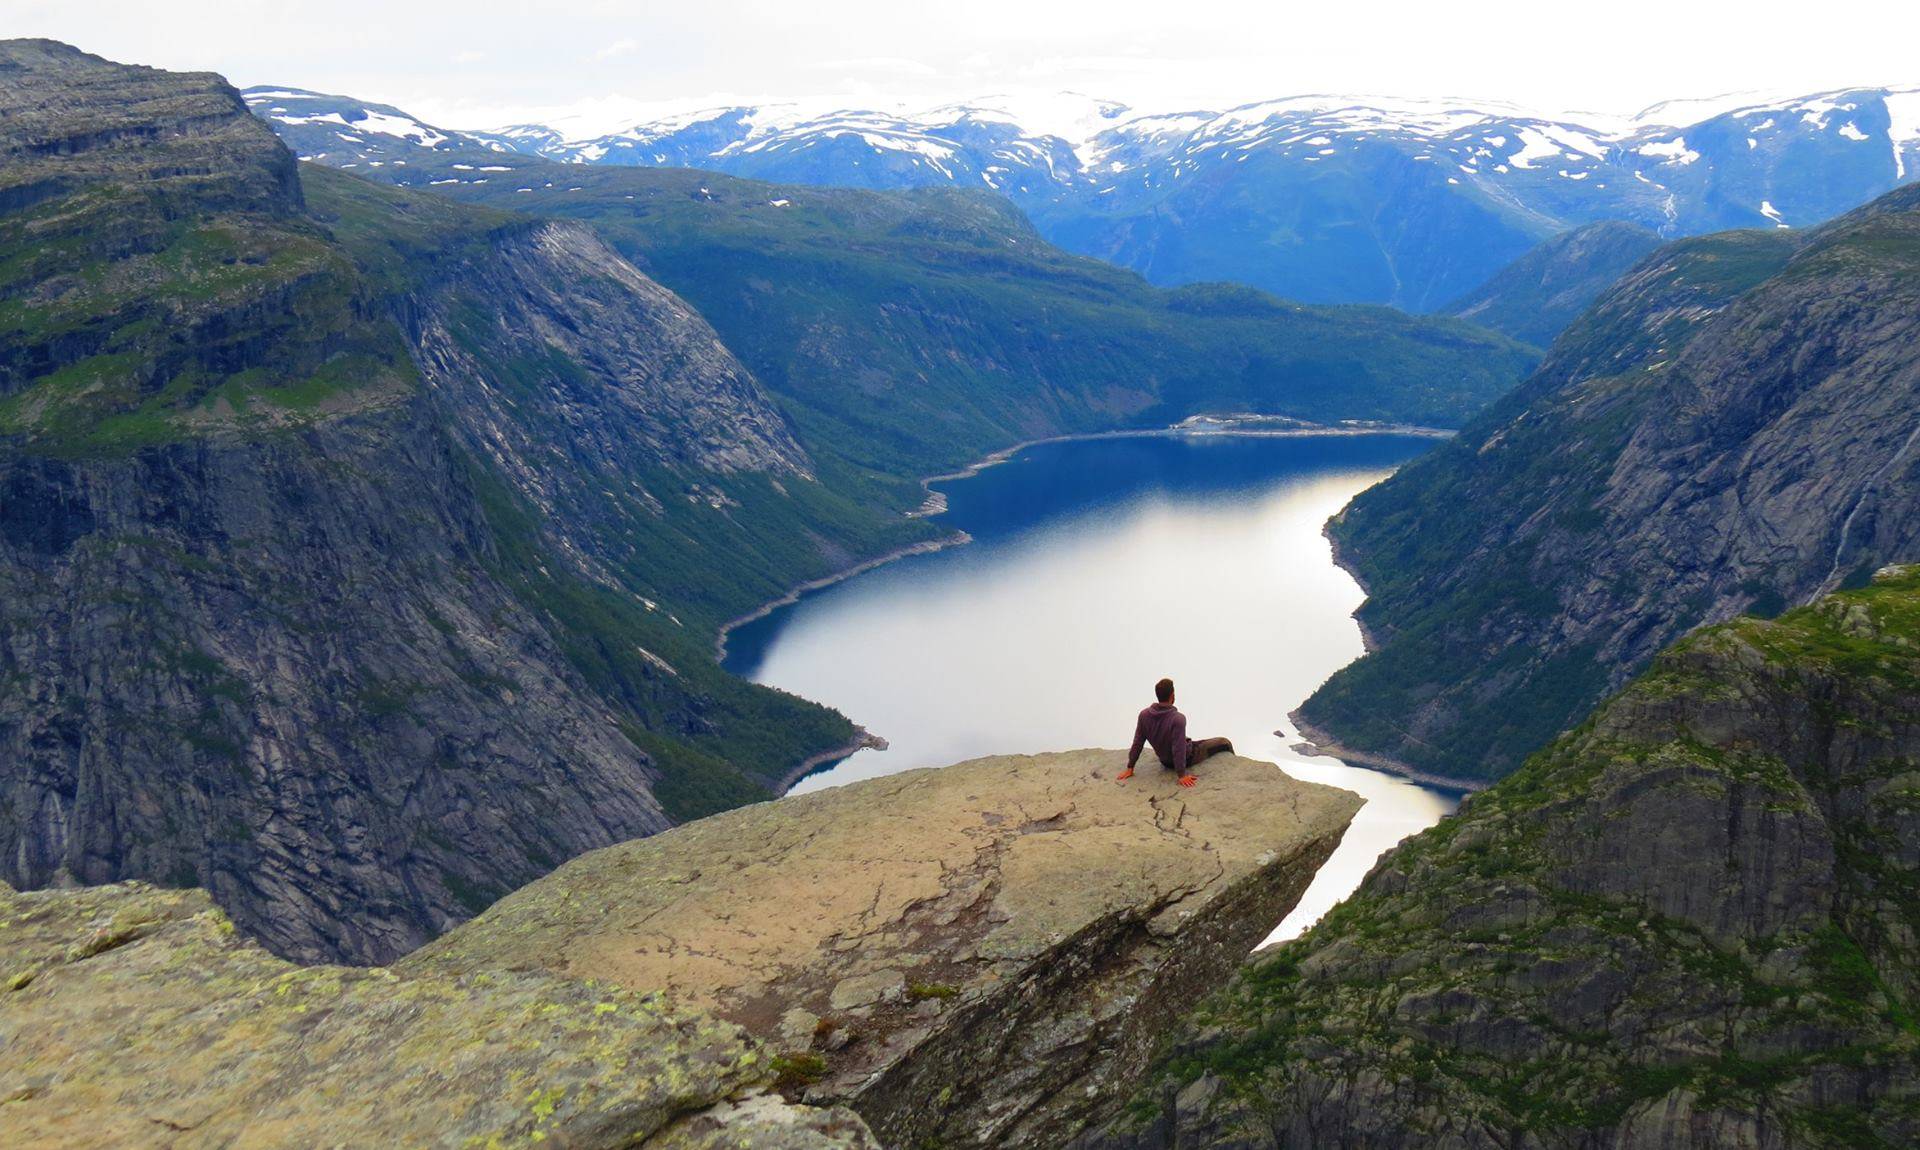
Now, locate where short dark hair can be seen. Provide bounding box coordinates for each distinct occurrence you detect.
[1155,677,1174,703]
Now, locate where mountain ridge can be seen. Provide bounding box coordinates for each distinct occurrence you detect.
[0,39,885,963]
[245,81,1920,309]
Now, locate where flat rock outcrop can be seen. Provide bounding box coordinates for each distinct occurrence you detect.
[0,879,878,1148]
[404,751,1364,1149]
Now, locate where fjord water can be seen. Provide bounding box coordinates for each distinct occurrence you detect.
[724,433,1458,943]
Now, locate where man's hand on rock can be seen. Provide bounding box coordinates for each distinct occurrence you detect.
[1116,768,1134,782]
[1178,774,1198,788]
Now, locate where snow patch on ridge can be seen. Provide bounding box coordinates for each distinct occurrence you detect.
[1637,137,1700,165]
[1887,90,1920,179]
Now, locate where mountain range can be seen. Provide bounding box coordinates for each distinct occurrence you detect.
[246,84,1920,310]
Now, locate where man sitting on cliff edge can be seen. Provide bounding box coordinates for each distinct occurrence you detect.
[1118,677,1233,788]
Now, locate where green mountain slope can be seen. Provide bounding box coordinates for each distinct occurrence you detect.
[0,41,895,963]
[1443,220,1664,348]
[1297,189,1920,783]
[270,137,1542,483]
[1100,565,1920,1148]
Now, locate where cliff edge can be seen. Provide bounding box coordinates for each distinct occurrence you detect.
[405,750,1364,1149]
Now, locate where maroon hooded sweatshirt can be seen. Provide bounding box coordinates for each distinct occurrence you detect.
[1126,702,1190,773]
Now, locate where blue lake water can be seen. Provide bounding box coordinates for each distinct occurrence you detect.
[724,433,1459,944]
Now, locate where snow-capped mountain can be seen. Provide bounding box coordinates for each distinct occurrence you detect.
[242,87,494,168]
[465,92,1130,197]
[247,84,1920,312]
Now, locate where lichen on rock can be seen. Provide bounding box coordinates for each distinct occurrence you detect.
[0,880,872,1148]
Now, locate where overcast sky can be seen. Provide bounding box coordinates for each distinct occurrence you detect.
[13,0,1920,130]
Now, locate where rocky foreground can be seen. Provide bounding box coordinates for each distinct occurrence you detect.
[404,750,1362,1149]
[1089,567,1920,1148]
[0,751,1358,1148]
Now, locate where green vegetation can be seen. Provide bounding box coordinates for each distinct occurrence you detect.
[906,981,960,1001]
[1442,219,1663,348]
[412,163,1540,480]
[0,166,430,454]
[457,453,860,819]
[770,1051,829,1089]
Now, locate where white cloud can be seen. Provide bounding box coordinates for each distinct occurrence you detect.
[811,56,938,77]
[592,38,637,61]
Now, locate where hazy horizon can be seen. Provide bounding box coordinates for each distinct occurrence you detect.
[12,0,1920,135]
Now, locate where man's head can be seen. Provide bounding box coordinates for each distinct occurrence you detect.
[1155,677,1175,704]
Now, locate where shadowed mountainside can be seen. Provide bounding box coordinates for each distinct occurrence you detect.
[1300,186,1920,784]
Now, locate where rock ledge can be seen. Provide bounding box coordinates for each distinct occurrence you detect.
[407,750,1363,1148]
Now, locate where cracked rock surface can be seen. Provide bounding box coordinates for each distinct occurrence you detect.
[404,750,1363,1149]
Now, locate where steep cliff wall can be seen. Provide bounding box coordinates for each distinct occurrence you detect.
[0,41,868,964]
[1302,188,1920,783]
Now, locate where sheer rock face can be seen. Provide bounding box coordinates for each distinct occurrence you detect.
[0,879,879,1149]
[411,218,812,488]
[1088,568,1920,1149]
[403,751,1364,1149]
[0,419,674,966]
[0,40,828,965]
[0,39,299,216]
[1302,187,1920,784]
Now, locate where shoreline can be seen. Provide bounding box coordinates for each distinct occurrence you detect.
[773,727,889,795]
[712,531,972,665]
[719,417,1460,796]
[1285,710,1485,794]
[1294,507,1483,794]
[909,419,1456,518]
[1322,516,1384,655]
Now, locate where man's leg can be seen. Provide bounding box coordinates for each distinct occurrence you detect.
[1173,738,1234,786]
[1180,738,1234,783]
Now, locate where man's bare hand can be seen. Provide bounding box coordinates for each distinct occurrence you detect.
[1177,774,1198,788]
[1116,768,1134,782]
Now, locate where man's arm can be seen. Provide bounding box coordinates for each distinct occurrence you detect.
[1120,713,1146,779]
[1172,713,1189,774]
